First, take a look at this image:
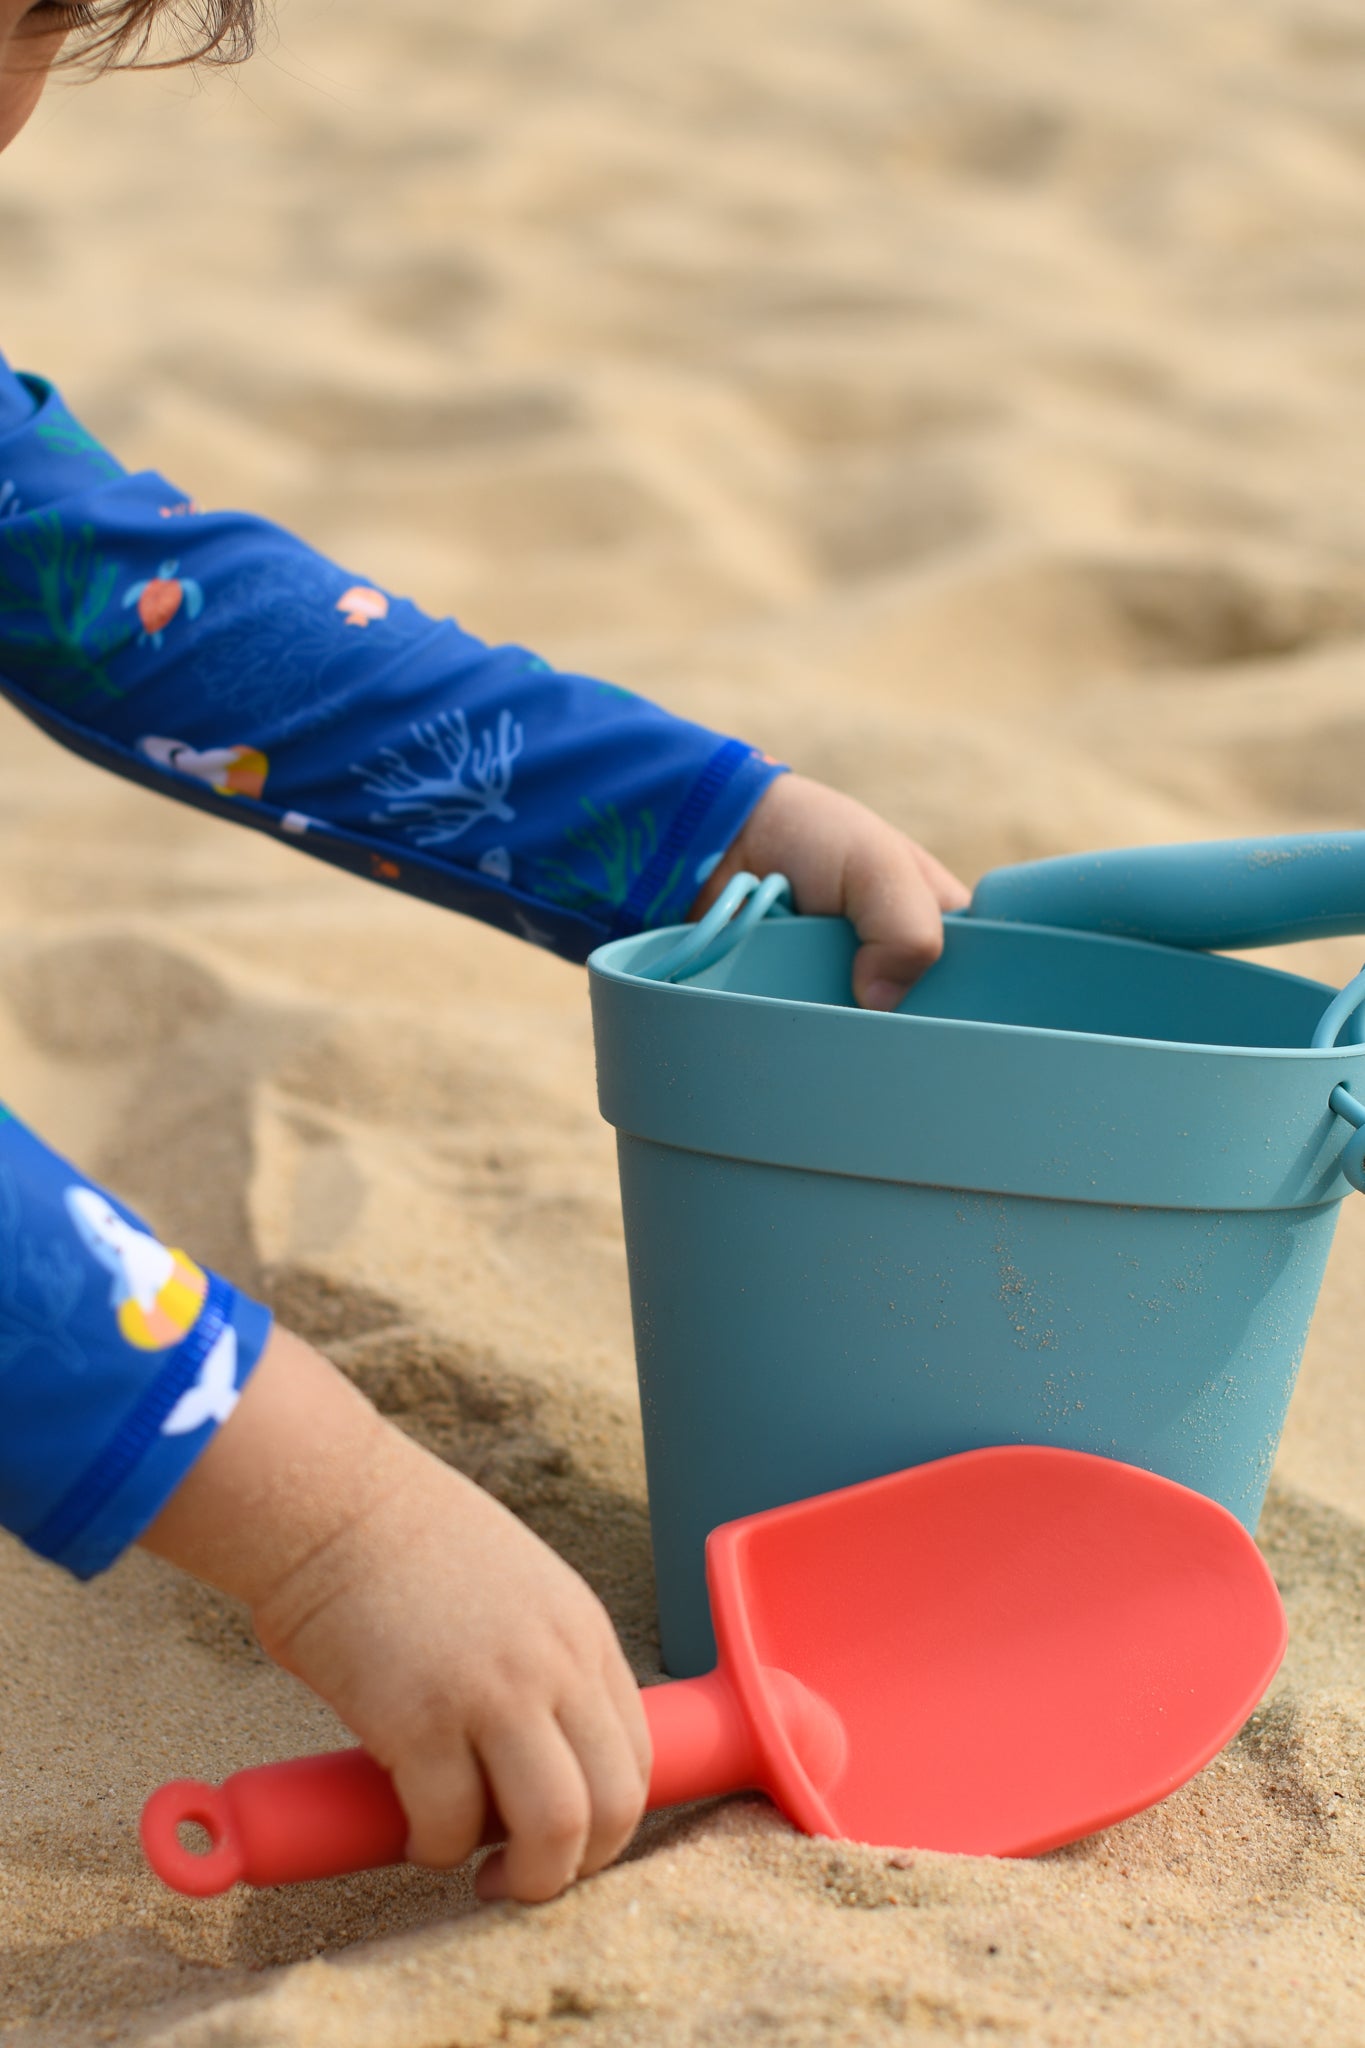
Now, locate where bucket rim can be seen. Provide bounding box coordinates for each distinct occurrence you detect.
[589,913,1364,1066]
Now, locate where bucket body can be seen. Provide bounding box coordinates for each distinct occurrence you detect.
[589,915,1365,1677]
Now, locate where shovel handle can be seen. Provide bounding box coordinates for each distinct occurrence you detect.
[141,1672,779,1896]
[969,833,1365,952]
[141,1745,410,1896]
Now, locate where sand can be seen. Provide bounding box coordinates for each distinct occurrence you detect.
[4,0,1365,2038]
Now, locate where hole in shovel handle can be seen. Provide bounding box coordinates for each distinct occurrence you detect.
[140,1779,245,1897]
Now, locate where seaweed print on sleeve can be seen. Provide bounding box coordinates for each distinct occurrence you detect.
[0,352,785,962]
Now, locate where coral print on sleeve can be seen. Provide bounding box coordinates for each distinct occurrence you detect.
[157,557,399,737]
[63,1187,208,1352]
[533,799,685,925]
[0,354,789,963]
[352,709,523,849]
[32,409,121,481]
[0,512,130,705]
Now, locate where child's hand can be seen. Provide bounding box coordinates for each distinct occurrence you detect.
[142,1329,650,1904]
[697,773,970,1010]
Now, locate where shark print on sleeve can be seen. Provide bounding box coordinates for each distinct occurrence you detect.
[0,346,785,1583]
[162,1325,241,1436]
[0,1106,271,1580]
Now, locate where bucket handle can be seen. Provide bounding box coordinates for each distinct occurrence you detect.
[1315,961,1365,1194]
[633,871,793,985]
[637,883,1365,1190]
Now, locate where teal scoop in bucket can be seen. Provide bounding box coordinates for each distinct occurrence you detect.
[588,836,1365,1679]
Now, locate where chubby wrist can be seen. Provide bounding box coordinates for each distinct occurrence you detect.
[139,1323,403,1619]
[689,772,807,917]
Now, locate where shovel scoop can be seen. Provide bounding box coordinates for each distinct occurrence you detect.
[141,1445,1285,1893]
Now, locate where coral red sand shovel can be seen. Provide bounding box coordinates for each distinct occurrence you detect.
[141,1446,1285,1895]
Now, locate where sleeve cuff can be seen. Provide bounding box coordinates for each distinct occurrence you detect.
[608,745,789,938]
[23,1285,274,1580]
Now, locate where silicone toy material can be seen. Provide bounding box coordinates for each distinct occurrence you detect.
[968,832,1365,950]
[141,1446,1285,1892]
[590,857,1365,1673]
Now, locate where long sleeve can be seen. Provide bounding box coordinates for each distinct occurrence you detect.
[0,348,784,1580]
[0,1104,272,1578]
[0,354,785,961]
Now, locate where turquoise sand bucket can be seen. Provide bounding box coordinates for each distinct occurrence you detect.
[588,836,1365,1677]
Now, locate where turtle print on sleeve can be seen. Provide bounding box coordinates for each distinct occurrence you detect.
[0,351,786,963]
[0,343,785,1583]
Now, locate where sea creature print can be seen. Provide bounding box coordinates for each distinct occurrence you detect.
[513,908,559,950]
[0,481,20,521]
[336,585,389,628]
[533,799,683,922]
[161,1325,240,1436]
[0,512,125,704]
[351,708,523,849]
[64,1187,208,1351]
[121,559,204,646]
[166,556,358,738]
[138,737,269,801]
[33,408,122,481]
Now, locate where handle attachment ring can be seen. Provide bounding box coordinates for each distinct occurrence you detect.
[634,871,792,985]
[1314,964,1365,1196]
[1312,961,1365,1052]
[1329,1081,1365,1196]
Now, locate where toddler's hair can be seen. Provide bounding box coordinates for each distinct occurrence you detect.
[58,0,256,69]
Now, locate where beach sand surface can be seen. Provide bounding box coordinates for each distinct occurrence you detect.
[4,0,1365,2039]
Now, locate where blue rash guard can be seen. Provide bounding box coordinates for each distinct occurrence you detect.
[0,351,784,1578]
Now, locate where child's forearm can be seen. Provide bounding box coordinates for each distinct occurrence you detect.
[138,1324,398,1619]
[0,349,782,963]
[141,1325,651,1903]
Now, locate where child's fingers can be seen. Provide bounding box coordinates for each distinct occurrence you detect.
[601,1643,653,1785]
[845,845,949,1012]
[394,1737,490,1870]
[555,1691,651,1879]
[475,1716,592,1903]
[912,843,972,912]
